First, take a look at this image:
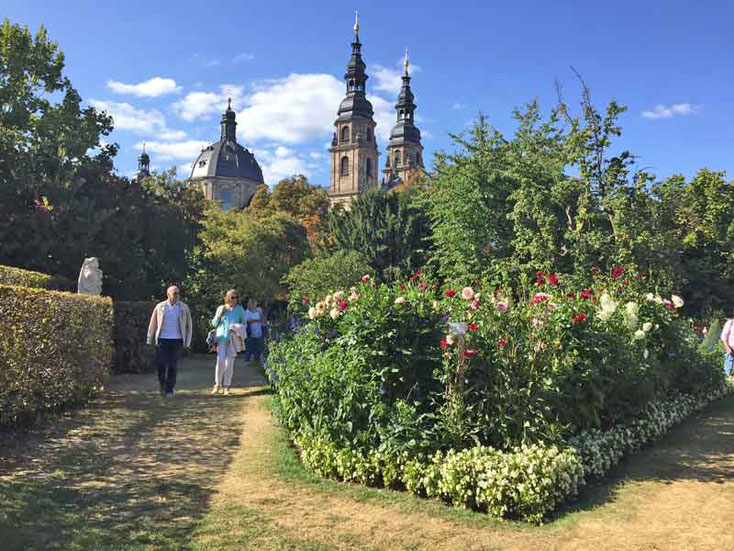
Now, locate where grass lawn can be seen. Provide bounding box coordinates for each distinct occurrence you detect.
[2,355,732,550]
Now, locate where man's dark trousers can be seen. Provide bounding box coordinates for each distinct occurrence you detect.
[156,338,183,393]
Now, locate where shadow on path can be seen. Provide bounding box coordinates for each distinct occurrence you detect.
[0,354,267,551]
[554,393,734,520]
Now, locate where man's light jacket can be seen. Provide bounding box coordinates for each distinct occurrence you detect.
[147,301,193,347]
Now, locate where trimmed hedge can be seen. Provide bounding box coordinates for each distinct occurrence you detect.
[0,284,113,427]
[0,265,76,292]
[113,301,155,373]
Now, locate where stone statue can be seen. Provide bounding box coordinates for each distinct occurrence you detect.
[77,257,103,295]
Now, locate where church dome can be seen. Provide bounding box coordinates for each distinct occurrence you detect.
[189,99,264,184]
[189,140,264,182]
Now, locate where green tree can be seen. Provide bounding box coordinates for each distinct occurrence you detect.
[326,188,431,281]
[247,175,329,248]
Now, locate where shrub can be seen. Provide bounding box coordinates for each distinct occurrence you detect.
[0,264,75,292]
[0,284,113,426]
[283,250,372,312]
[113,301,155,372]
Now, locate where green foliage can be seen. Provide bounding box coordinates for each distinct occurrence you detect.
[186,205,309,349]
[296,433,583,523]
[424,92,734,313]
[113,301,155,373]
[0,284,113,426]
[0,21,201,301]
[247,175,330,248]
[283,250,372,311]
[326,188,431,281]
[0,264,74,291]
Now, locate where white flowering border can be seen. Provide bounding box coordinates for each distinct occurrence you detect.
[569,383,734,479]
[292,382,733,523]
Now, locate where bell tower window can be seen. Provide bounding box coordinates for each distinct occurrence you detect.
[366,158,372,177]
[395,151,401,165]
[341,126,350,143]
[340,156,350,176]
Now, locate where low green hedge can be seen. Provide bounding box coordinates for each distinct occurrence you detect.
[113,301,155,373]
[0,284,113,427]
[0,265,76,292]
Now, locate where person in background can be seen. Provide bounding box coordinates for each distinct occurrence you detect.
[211,289,247,395]
[147,285,193,397]
[721,317,734,378]
[244,298,265,363]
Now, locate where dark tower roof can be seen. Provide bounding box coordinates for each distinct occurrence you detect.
[190,100,264,183]
[388,50,422,146]
[337,12,374,121]
[132,142,150,181]
[220,97,237,141]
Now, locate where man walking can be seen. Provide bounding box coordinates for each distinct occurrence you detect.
[147,285,193,397]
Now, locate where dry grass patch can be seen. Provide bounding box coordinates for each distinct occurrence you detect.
[194,379,734,551]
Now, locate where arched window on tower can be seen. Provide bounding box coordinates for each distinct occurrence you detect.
[395,150,401,166]
[366,158,372,177]
[340,156,350,176]
[341,126,350,143]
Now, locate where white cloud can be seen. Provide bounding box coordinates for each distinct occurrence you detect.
[91,100,167,134]
[91,99,189,143]
[237,74,344,144]
[172,85,244,122]
[371,59,421,96]
[452,102,466,110]
[107,77,181,97]
[642,103,699,120]
[159,129,188,140]
[139,140,210,161]
[233,52,255,63]
[255,145,313,186]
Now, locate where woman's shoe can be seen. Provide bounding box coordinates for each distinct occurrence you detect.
[223,387,231,396]
[211,383,221,394]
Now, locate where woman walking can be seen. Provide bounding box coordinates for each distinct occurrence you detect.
[211,289,247,395]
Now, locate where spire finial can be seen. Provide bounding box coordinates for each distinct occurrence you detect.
[142,141,146,153]
[227,97,232,110]
[354,10,359,36]
[403,47,410,76]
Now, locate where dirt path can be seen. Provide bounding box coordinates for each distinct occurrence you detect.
[0,354,267,551]
[195,391,734,551]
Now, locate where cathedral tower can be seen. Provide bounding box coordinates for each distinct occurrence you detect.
[382,49,424,190]
[132,142,150,182]
[329,12,379,207]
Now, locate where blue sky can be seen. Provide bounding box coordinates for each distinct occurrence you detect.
[5,0,733,186]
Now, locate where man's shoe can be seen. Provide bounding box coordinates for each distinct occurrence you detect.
[164,391,174,398]
[223,387,231,396]
[211,383,221,394]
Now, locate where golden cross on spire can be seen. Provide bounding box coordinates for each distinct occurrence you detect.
[354,10,359,35]
[403,47,410,76]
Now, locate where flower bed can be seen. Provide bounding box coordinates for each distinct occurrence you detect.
[268,268,729,521]
[292,383,731,522]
